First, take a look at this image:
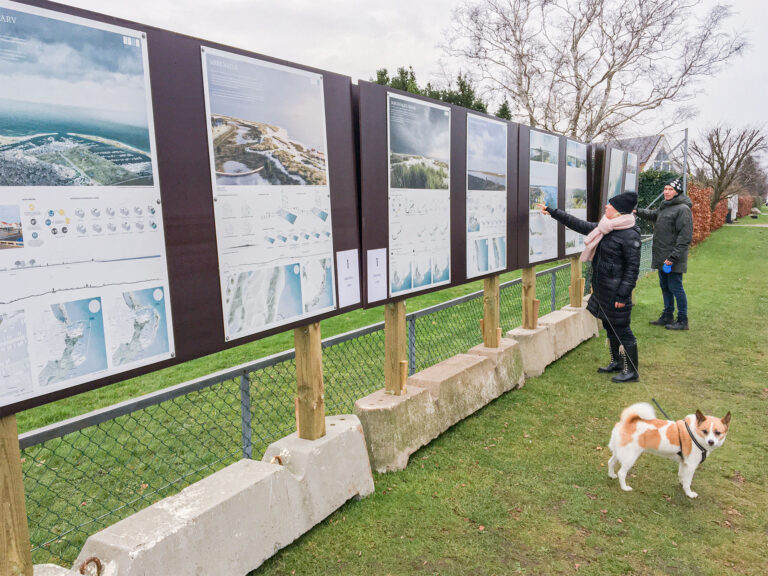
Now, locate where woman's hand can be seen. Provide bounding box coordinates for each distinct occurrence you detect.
[536,203,550,215]
[614,301,626,308]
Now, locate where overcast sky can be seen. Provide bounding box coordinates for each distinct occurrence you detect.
[35,0,768,162]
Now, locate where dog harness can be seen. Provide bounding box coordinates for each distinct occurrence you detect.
[678,420,708,464]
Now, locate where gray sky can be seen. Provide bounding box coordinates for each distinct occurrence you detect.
[47,0,767,163]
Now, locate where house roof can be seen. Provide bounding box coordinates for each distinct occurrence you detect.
[612,135,663,164]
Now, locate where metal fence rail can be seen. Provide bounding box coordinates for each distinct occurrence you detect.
[19,241,653,567]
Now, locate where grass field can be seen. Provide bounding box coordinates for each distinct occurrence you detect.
[249,225,768,575]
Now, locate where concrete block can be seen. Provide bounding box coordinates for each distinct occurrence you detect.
[506,325,556,377]
[561,304,600,342]
[408,353,497,425]
[467,338,525,391]
[538,309,583,359]
[33,566,70,576]
[72,416,373,576]
[354,386,441,473]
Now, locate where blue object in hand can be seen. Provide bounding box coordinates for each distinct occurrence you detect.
[662,263,672,273]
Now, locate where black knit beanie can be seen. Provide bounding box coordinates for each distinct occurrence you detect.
[666,177,684,195]
[608,192,638,215]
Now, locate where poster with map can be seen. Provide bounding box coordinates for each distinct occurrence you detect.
[466,115,507,278]
[0,1,174,410]
[528,130,559,262]
[201,47,336,340]
[565,140,588,255]
[387,93,451,296]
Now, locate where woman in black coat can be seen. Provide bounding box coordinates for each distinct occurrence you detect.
[540,192,642,382]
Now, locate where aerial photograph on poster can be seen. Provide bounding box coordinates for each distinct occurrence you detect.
[204,50,328,186]
[389,95,450,189]
[0,4,155,187]
[467,115,506,191]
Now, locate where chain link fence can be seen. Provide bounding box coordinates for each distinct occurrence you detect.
[20,242,652,567]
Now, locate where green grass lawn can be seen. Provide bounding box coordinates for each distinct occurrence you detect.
[732,211,768,225]
[249,225,768,575]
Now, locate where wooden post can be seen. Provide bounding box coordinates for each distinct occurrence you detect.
[569,256,585,308]
[522,267,539,329]
[1,414,33,576]
[483,275,500,347]
[294,322,325,440]
[385,300,407,395]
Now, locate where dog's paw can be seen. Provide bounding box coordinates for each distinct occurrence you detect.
[608,471,618,479]
[685,490,698,499]
[620,485,633,492]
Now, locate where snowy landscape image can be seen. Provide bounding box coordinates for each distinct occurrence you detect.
[0,8,155,187]
[205,51,328,187]
[467,115,506,191]
[389,95,450,189]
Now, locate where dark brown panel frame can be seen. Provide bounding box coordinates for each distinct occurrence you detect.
[2,0,360,416]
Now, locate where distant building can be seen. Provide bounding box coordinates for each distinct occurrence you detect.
[612,134,683,173]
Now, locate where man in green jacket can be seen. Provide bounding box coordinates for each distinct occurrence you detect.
[636,178,693,330]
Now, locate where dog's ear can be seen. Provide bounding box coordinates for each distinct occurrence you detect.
[695,410,706,424]
[721,412,731,427]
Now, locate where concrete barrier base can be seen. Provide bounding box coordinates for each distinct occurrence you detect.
[506,325,555,377]
[68,415,373,576]
[33,566,69,576]
[356,338,524,473]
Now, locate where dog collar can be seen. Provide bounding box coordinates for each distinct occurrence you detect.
[683,420,708,464]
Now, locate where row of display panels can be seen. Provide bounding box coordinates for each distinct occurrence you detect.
[0,0,631,414]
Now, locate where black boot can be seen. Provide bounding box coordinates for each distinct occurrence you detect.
[612,342,639,383]
[665,316,689,330]
[649,312,674,326]
[598,337,622,373]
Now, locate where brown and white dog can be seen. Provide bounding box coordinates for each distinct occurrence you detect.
[608,402,731,498]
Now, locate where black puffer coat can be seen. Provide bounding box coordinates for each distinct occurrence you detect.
[549,208,641,327]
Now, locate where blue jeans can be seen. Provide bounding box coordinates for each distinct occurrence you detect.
[658,271,687,319]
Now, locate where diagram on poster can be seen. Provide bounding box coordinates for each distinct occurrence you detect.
[387,94,451,296]
[0,1,175,409]
[625,152,638,193]
[607,149,626,199]
[528,130,559,262]
[565,140,588,255]
[466,115,507,278]
[202,48,336,340]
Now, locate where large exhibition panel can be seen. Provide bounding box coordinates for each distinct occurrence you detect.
[0,0,360,415]
[358,81,519,307]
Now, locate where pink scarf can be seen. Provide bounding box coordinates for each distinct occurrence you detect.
[580,214,636,262]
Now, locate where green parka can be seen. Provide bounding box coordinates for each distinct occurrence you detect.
[636,194,693,273]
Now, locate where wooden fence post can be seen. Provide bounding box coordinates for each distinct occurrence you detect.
[294,322,325,440]
[522,267,539,329]
[569,256,585,308]
[482,275,500,347]
[1,414,33,576]
[385,300,407,395]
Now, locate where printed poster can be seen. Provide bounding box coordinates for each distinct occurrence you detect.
[201,48,336,341]
[564,140,588,255]
[466,115,507,278]
[387,94,451,297]
[0,1,174,409]
[528,129,559,263]
[607,148,626,199]
[625,152,638,193]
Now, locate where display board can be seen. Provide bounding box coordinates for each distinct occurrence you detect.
[592,144,635,218]
[0,1,174,410]
[517,126,564,266]
[0,0,360,416]
[465,114,508,278]
[564,139,589,256]
[201,48,337,341]
[387,93,452,297]
[624,152,639,193]
[358,81,519,307]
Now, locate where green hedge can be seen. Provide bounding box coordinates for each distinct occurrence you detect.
[637,169,679,234]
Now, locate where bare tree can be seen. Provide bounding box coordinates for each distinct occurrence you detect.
[690,127,767,210]
[445,0,745,141]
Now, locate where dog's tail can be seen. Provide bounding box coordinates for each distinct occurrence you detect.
[619,402,656,425]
